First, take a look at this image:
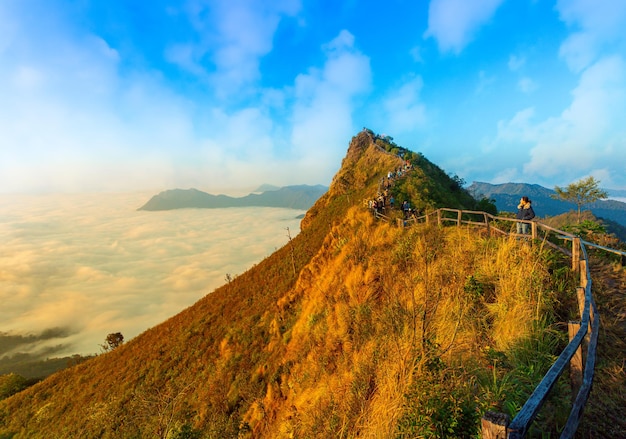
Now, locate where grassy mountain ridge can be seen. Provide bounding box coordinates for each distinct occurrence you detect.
[1,132,572,437]
[0,131,406,437]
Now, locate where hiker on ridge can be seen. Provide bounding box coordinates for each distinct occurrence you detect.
[516,196,535,235]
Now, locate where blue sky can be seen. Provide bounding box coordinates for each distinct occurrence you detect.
[1,0,625,193]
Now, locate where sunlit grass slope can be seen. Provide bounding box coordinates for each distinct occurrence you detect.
[0,132,573,438]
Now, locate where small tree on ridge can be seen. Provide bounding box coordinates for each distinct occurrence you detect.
[552,176,608,223]
[100,332,124,353]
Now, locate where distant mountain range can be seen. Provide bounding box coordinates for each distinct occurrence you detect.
[468,181,626,228]
[608,188,626,199]
[138,184,328,211]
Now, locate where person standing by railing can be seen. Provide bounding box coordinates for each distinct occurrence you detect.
[516,196,535,235]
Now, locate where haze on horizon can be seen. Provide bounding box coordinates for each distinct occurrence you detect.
[1,0,626,194]
[0,192,305,360]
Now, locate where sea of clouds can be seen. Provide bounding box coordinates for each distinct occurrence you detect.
[0,192,304,360]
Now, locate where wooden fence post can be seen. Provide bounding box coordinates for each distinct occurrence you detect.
[531,222,537,240]
[568,321,583,402]
[484,213,491,236]
[578,260,592,344]
[576,287,585,320]
[579,260,588,288]
[437,210,441,226]
[481,411,510,439]
[572,238,580,272]
[457,210,462,226]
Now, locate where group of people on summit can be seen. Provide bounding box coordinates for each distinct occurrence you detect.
[367,160,418,221]
[370,192,535,234]
[366,143,537,235]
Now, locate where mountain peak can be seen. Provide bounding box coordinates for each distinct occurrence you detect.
[253,184,280,193]
[2,131,545,438]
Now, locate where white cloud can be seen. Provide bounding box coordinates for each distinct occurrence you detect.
[424,0,505,54]
[323,29,355,52]
[13,65,45,89]
[475,69,496,94]
[0,1,356,193]
[0,3,18,54]
[382,77,426,133]
[518,77,537,93]
[491,56,626,187]
[170,0,302,95]
[0,193,305,357]
[559,33,596,72]
[0,4,208,192]
[180,29,375,187]
[409,46,424,63]
[491,167,520,184]
[477,2,626,189]
[508,54,526,71]
[0,1,309,193]
[164,43,207,77]
[184,106,282,188]
[492,107,536,146]
[557,0,626,71]
[0,65,197,192]
[289,31,371,178]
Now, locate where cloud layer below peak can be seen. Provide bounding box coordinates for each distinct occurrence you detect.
[0,192,304,358]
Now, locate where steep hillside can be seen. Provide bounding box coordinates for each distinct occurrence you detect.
[0,132,572,438]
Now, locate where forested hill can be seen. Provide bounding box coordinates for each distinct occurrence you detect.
[138,184,327,211]
[1,131,567,437]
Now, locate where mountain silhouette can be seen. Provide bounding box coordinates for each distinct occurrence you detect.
[138,185,328,211]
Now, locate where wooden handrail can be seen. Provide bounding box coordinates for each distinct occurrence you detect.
[560,245,601,437]
[391,207,609,438]
[581,239,626,258]
[448,209,602,438]
[373,210,390,222]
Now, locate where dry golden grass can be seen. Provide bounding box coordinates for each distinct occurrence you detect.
[234,207,563,438]
[576,257,626,437]
[0,132,573,438]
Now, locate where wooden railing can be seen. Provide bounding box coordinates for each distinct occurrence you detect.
[363,198,392,222]
[396,208,626,438]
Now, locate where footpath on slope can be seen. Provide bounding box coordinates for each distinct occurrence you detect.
[364,151,417,221]
[578,258,626,437]
[363,150,626,436]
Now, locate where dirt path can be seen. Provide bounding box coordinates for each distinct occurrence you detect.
[577,258,626,437]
